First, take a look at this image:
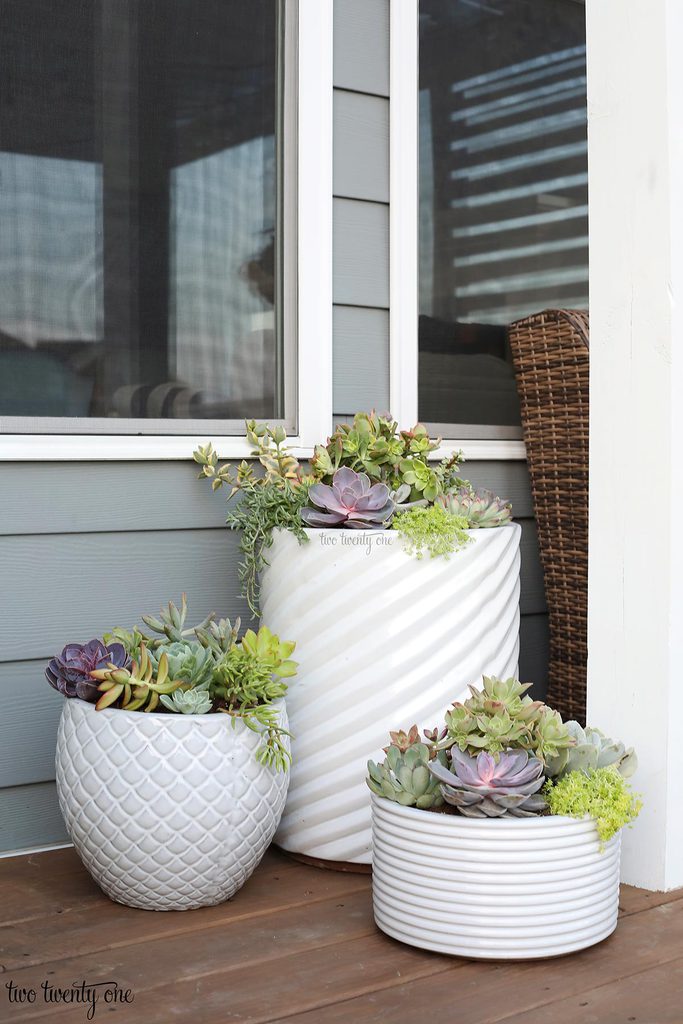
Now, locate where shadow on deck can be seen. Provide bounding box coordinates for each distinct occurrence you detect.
[1,847,682,1023]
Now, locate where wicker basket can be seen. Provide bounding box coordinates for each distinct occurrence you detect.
[508,309,589,723]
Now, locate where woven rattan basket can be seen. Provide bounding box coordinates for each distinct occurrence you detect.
[508,309,589,723]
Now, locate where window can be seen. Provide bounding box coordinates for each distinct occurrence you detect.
[418,0,588,439]
[0,0,333,449]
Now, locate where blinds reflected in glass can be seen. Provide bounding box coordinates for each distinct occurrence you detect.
[0,0,282,428]
[419,0,588,433]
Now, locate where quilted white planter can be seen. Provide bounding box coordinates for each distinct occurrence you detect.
[371,795,621,959]
[260,523,521,864]
[55,698,289,911]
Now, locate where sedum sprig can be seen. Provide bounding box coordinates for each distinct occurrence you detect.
[392,505,471,559]
[544,767,642,845]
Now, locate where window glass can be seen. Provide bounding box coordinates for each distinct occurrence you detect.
[0,0,285,430]
[419,0,587,435]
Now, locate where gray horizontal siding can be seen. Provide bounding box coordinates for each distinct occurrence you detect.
[0,529,249,663]
[0,783,69,852]
[333,198,389,308]
[333,0,389,96]
[334,91,389,202]
[0,459,537,536]
[332,0,389,420]
[333,307,389,414]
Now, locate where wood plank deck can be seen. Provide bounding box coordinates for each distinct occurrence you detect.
[1,847,682,1024]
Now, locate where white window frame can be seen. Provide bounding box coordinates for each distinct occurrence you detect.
[389,0,526,462]
[0,0,333,461]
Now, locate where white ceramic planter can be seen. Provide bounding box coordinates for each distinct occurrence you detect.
[55,698,289,911]
[260,523,521,864]
[371,795,621,958]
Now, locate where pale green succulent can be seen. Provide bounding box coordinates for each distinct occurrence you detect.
[439,676,574,767]
[160,683,213,715]
[546,722,638,779]
[437,487,512,528]
[366,743,445,809]
[149,640,215,689]
[195,617,241,656]
[142,594,213,645]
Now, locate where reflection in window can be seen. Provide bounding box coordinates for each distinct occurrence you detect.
[419,0,587,432]
[0,0,282,426]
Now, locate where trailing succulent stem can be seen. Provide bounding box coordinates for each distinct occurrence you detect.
[227,481,310,617]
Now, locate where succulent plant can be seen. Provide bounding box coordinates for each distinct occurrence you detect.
[149,640,215,689]
[142,594,214,645]
[386,724,421,753]
[212,626,297,707]
[367,743,445,809]
[392,505,470,559]
[195,616,241,656]
[301,467,395,529]
[440,676,574,766]
[90,644,187,712]
[309,412,466,503]
[46,640,130,702]
[160,682,213,715]
[437,487,513,528]
[194,420,306,497]
[546,722,638,779]
[429,748,547,818]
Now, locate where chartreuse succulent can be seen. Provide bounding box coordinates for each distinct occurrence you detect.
[392,505,470,559]
[544,767,642,844]
[46,597,297,772]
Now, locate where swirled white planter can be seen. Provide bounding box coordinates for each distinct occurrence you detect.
[260,523,521,864]
[55,698,289,911]
[371,796,621,958]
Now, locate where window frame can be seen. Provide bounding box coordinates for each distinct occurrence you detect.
[390,0,527,461]
[0,0,333,461]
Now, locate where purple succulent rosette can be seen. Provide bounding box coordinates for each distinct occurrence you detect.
[301,467,395,529]
[46,639,130,703]
[428,748,547,818]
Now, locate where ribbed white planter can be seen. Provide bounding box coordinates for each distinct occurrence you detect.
[371,795,621,958]
[55,698,289,911]
[260,523,521,864]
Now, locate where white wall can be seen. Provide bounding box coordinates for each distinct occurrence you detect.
[587,0,683,891]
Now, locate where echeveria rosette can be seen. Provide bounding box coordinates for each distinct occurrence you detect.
[429,747,547,818]
[301,467,395,529]
[46,639,130,702]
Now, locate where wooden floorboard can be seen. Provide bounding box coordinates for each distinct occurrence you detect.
[1,848,682,1024]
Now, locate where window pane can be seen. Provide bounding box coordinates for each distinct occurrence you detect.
[0,0,284,428]
[419,0,587,433]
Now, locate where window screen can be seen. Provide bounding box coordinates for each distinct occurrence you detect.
[0,0,288,432]
[419,0,587,436]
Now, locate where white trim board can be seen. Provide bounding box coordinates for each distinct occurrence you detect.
[0,435,526,462]
[389,0,419,427]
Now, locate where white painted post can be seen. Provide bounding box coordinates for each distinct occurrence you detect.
[587,0,683,890]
